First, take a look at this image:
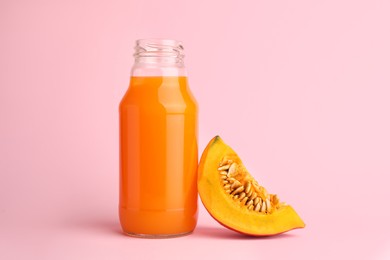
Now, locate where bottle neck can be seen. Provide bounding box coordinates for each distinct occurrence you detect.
[131,39,187,77]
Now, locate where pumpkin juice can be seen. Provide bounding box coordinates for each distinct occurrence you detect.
[119,76,198,236]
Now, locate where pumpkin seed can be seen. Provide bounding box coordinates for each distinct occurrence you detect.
[266,199,271,212]
[218,165,230,171]
[254,202,261,212]
[231,181,241,189]
[250,192,257,200]
[231,185,244,195]
[228,163,237,176]
[245,182,251,194]
[241,197,248,205]
[260,201,266,213]
[227,178,236,183]
[219,159,232,167]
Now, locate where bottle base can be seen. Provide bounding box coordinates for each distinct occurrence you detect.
[119,206,198,237]
[123,230,193,239]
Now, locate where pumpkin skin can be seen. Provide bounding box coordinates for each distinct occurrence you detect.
[198,136,305,236]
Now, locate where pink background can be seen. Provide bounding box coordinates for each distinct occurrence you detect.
[1,0,390,259]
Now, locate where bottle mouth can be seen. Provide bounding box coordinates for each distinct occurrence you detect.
[134,39,184,62]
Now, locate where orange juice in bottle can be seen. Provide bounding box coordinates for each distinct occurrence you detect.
[119,39,198,237]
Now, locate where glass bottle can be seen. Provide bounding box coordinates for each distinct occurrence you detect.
[119,39,198,237]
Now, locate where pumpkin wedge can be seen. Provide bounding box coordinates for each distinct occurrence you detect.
[198,136,305,236]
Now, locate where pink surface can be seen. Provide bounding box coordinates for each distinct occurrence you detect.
[1,0,390,259]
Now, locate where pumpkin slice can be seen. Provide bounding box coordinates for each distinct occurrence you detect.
[198,136,305,236]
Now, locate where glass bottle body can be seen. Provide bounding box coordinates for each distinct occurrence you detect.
[119,39,198,237]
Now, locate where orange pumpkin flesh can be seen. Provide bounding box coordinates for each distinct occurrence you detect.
[198,136,305,236]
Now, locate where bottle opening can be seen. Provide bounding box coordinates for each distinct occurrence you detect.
[134,39,184,65]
